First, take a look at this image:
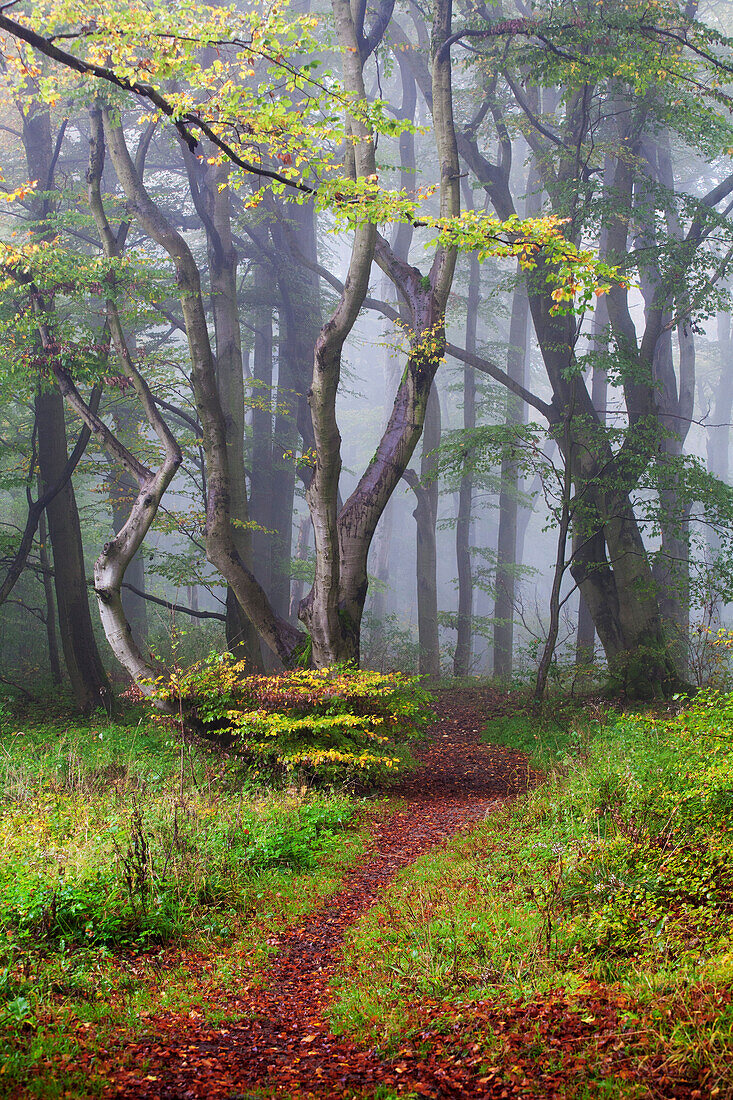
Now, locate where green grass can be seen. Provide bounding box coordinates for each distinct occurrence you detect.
[0,705,368,1098]
[329,689,733,1096]
[482,695,612,771]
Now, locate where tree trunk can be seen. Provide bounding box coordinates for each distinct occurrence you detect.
[453,254,478,676]
[575,296,608,667]
[108,404,148,648]
[249,252,275,595]
[299,0,379,666]
[38,505,62,686]
[289,515,312,620]
[101,111,303,668]
[22,102,111,712]
[493,276,530,678]
[409,385,441,678]
[269,200,322,621]
[535,413,573,703]
[36,388,112,712]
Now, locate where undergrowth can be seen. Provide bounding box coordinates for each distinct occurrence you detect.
[0,701,368,1098]
[153,659,431,785]
[331,689,733,1097]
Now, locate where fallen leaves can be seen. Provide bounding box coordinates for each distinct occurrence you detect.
[37,690,707,1099]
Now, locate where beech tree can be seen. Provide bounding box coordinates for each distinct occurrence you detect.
[0,0,606,698]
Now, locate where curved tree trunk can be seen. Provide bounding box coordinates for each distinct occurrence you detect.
[101,109,303,668]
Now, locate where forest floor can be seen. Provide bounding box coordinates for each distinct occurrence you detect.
[103,689,544,1099]
[7,687,727,1099]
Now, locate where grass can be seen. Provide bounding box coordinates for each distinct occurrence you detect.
[0,703,368,1098]
[329,689,733,1097]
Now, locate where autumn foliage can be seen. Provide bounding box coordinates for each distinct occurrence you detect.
[154,658,433,784]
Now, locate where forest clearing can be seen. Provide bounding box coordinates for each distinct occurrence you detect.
[4,0,733,1093]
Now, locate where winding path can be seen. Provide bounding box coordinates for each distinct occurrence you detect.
[107,689,535,1099]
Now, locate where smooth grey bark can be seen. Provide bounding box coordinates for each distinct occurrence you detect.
[289,515,312,621]
[181,150,264,668]
[493,275,530,680]
[454,253,479,676]
[575,295,608,666]
[100,109,303,668]
[248,247,275,596]
[107,403,148,648]
[369,330,401,625]
[707,310,733,490]
[404,385,442,678]
[534,406,574,703]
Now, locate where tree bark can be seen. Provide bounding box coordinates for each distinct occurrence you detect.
[101,109,303,667]
[38,505,62,686]
[454,254,479,676]
[248,248,275,596]
[300,0,379,665]
[575,295,608,667]
[36,388,112,711]
[405,385,441,678]
[107,403,148,648]
[493,275,530,679]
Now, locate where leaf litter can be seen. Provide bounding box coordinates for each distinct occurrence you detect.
[85,691,702,1098]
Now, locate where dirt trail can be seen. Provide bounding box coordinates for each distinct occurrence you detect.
[107,689,535,1100]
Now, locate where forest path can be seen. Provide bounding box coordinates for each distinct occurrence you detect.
[107,689,536,1100]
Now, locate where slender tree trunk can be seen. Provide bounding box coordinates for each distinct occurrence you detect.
[84,111,184,693]
[535,417,573,703]
[289,515,312,620]
[22,102,111,712]
[703,308,733,627]
[299,0,379,666]
[269,200,322,621]
[191,159,264,668]
[369,296,403,625]
[454,254,478,676]
[108,404,148,648]
[575,296,608,666]
[707,310,733,489]
[412,385,441,678]
[330,0,460,659]
[493,276,530,678]
[249,253,275,595]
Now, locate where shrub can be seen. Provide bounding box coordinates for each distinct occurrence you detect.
[154,659,432,785]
